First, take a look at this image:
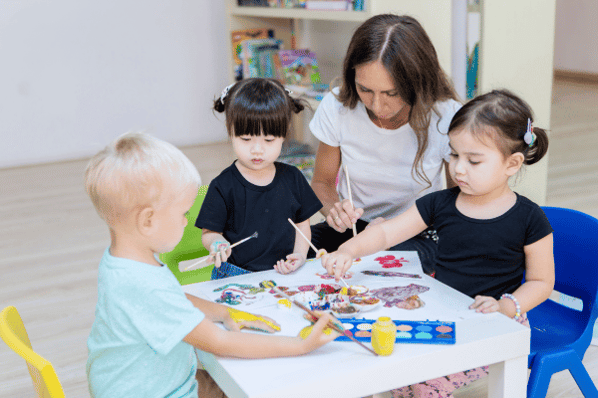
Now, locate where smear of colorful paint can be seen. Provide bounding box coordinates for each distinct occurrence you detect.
[362,270,421,278]
[315,271,354,280]
[374,255,409,268]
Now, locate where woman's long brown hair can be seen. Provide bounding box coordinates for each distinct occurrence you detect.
[337,14,458,187]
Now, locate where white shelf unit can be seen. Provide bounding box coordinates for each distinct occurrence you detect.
[225,1,454,84]
[229,4,372,22]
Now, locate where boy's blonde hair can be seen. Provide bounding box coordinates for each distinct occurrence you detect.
[85,132,201,226]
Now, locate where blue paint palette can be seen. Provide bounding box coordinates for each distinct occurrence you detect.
[335,318,456,345]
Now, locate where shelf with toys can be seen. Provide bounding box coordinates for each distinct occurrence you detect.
[225,0,454,148]
[225,0,454,85]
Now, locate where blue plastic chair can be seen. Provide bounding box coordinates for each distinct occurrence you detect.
[527,207,598,397]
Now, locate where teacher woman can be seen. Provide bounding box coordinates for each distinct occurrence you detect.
[309,14,461,273]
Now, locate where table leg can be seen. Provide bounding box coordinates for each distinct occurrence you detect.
[487,356,528,398]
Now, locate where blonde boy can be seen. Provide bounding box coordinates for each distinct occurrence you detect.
[85,132,337,398]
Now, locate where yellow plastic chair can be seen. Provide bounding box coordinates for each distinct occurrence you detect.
[0,306,65,398]
[160,184,214,285]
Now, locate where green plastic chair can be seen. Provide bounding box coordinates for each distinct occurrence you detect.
[160,184,213,285]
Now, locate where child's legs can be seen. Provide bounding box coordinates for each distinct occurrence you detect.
[195,369,228,398]
[390,367,488,398]
[210,262,251,280]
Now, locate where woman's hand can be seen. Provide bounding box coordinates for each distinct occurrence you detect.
[320,250,354,282]
[469,295,500,314]
[274,253,306,274]
[326,199,364,233]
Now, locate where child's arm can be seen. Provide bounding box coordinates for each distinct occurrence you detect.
[183,310,339,358]
[470,234,555,317]
[186,294,280,333]
[201,229,232,267]
[322,205,428,281]
[274,219,311,274]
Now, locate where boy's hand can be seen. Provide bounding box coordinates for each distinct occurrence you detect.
[321,250,353,282]
[224,308,280,333]
[209,240,231,268]
[274,253,306,274]
[300,312,341,351]
[469,295,500,314]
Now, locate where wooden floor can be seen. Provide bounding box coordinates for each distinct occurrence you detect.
[1,78,597,397]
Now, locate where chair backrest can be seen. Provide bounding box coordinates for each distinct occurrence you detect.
[160,184,212,285]
[0,306,65,398]
[542,207,598,347]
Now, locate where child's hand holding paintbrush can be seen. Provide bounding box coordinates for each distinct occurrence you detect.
[184,232,258,271]
[264,281,378,356]
[275,219,328,275]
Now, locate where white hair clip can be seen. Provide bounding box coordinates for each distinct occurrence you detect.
[219,83,236,103]
[523,118,535,146]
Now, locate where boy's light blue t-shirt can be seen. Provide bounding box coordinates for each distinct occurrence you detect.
[86,248,205,398]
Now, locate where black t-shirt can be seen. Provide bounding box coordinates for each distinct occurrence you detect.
[416,187,553,299]
[196,161,322,272]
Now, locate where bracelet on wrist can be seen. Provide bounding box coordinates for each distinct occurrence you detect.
[500,293,522,321]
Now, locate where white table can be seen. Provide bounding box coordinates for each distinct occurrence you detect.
[183,251,530,398]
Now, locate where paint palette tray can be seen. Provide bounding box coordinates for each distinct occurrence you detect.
[335,318,456,345]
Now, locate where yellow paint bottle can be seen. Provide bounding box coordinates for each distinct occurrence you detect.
[371,316,396,356]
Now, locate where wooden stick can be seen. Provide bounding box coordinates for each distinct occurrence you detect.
[287,218,342,282]
[344,165,357,237]
[287,218,319,254]
[269,284,378,356]
[183,232,258,271]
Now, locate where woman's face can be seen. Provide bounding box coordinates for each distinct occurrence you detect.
[354,60,410,124]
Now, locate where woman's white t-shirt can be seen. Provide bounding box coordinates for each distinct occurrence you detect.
[309,89,461,222]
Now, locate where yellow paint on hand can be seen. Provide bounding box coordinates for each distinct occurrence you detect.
[227,307,281,331]
[299,324,334,340]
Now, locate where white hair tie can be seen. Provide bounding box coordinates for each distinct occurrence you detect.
[219,83,236,103]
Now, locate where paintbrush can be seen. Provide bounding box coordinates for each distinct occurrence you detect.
[286,218,348,286]
[287,218,326,257]
[183,231,258,271]
[344,165,358,237]
[266,282,378,356]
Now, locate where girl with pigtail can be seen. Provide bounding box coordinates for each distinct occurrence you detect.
[322,89,555,398]
[196,78,323,280]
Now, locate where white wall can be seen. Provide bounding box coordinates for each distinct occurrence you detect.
[554,0,598,74]
[0,0,229,169]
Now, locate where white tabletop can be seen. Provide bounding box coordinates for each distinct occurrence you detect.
[183,251,530,398]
